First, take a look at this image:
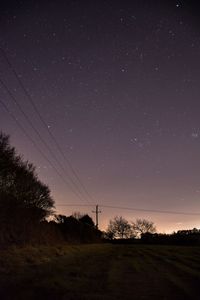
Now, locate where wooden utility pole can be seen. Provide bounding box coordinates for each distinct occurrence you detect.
[92,205,101,229]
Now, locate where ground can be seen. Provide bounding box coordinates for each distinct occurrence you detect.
[0,244,200,299]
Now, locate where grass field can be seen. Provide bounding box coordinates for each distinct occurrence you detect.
[0,244,200,299]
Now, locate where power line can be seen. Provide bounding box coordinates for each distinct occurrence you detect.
[54,202,200,232]
[0,98,85,200]
[0,47,95,204]
[56,203,102,228]
[0,77,89,203]
[56,204,95,206]
[56,203,200,216]
[100,205,200,216]
[0,97,89,202]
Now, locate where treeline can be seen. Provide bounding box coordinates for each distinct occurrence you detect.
[1,132,199,248]
[105,229,200,246]
[104,215,200,246]
[141,229,200,245]
[0,132,101,247]
[0,214,102,247]
[53,214,102,243]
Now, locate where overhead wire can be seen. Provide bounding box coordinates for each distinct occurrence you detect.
[100,204,200,216]
[0,97,85,200]
[0,80,88,202]
[56,203,200,216]
[0,47,95,204]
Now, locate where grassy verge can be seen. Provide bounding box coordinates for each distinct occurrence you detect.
[0,244,200,299]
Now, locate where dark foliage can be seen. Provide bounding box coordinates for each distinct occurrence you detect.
[0,133,102,246]
[0,132,54,246]
[106,216,134,239]
[79,214,95,227]
[132,218,156,237]
[55,214,102,243]
[141,228,200,245]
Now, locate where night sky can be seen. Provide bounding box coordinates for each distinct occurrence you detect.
[1,0,200,232]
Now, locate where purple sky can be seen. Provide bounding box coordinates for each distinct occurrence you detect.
[1,0,200,232]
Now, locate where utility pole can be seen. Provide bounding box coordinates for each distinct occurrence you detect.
[92,205,101,229]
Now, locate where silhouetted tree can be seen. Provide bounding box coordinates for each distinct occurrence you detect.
[72,212,95,227]
[132,219,156,238]
[0,132,54,245]
[103,230,115,240]
[141,228,200,245]
[54,214,102,243]
[79,214,95,227]
[106,216,133,239]
[54,214,68,224]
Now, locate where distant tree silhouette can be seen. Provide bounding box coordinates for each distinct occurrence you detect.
[132,219,156,238]
[0,132,54,245]
[141,228,200,245]
[103,230,115,240]
[72,212,95,227]
[106,216,133,239]
[55,213,101,243]
[79,214,95,227]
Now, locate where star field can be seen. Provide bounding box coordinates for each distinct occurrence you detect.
[1,0,200,232]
